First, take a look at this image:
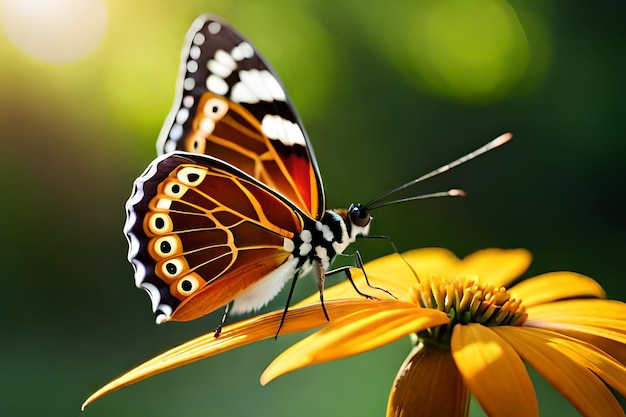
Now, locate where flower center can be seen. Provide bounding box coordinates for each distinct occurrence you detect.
[410,274,527,348]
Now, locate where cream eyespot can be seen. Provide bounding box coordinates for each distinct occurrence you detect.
[177,166,206,186]
[164,181,188,198]
[153,236,181,257]
[203,97,228,119]
[175,274,203,296]
[147,213,172,234]
[161,258,185,279]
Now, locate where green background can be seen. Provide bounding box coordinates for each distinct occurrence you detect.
[1,0,624,416]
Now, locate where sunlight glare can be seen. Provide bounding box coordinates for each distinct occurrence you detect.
[0,0,108,64]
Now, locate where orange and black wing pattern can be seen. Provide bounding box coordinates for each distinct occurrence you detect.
[156,15,324,220]
[124,152,306,323]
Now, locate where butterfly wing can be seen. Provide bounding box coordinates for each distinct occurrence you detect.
[156,15,324,220]
[124,152,306,323]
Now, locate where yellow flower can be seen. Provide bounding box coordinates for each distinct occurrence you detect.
[82,248,626,417]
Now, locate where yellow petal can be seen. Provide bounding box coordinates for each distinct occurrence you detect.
[294,255,413,306]
[387,344,469,417]
[526,299,626,321]
[81,299,379,409]
[558,330,626,366]
[517,327,626,397]
[452,248,531,287]
[525,321,626,345]
[509,272,606,306]
[494,326,625,417]
[400,247,462,277]
[451,323,538,417]
[295,248,461,306]
[261,303,449,384]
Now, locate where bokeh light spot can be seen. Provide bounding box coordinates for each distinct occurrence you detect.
[406,0,530,101]
[0,0,108,64]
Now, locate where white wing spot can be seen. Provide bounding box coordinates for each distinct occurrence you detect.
[234,69,286,102]
[176,108,189,124]
[207,21,221,34]
[231,41,254,61]
[189,45,201,60]
[163,141,176,153]
[169,124,183,140]
[156,198,172,209]
[263,72,286,101]
[183,77,195,91]
[230,81,258,104]
[214,49,237,72]
[208,58,233,79]
[206,74,229,95]
[183,95,194,108]
[193,32,205,45]
[187,60,198,73]
[261,115,306,146]
[199,118,215,134]
[283,238,295,253]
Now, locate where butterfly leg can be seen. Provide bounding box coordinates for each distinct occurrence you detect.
[276,269,302,339]
[314,261,331,322]
[327,251,396,299]
[213,302,232,338]
[358,234,420,282]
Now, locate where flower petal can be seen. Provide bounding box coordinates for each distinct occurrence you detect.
[452,248,531,287]
[399,247,462,277]
[558,330,626,365]
[509,272,606,306]
[261,303,449,384]
[525,321,626,345]
[521,328,626,397]
[81,299,379,409]
[451,323,538,417]
[295,248,461,306]
[494,326,626,417]
[387,344,469,417]
[526,299,626,321]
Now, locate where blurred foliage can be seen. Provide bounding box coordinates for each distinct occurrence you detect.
[0,0,624,416]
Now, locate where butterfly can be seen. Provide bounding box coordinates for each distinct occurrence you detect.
[124,14,511,329]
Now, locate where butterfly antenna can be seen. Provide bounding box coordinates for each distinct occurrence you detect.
[367,189,466,210]
[365,132,512,209]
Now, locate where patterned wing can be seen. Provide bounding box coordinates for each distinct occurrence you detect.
[124,152,306,323]
[156,15,324,220]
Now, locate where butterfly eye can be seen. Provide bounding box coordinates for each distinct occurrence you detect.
[203,98,228,120]
[177,166,206,186]
[175,274,203,296]
[164,181,188,198]
[348,204,371,228]
[153,236,181,258]
[147,213,173,234]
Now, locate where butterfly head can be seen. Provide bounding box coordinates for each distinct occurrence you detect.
[345,203,372,240]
